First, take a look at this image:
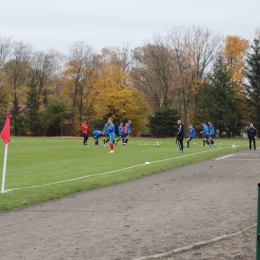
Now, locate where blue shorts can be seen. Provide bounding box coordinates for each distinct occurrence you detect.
[188,137,194,141]
[203,135,209,139]
[119,134,125,138]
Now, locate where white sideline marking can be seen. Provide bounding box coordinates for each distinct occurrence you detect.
[216,154,233,160]
[5,149,221,192]
[134,224,256,260]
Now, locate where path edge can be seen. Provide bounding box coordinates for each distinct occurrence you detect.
[134,224,256,260]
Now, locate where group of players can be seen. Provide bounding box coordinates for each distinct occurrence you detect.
[83,118,257,154]
[82,119,131,153]
[176,120,216,153]
[177,120,258,152]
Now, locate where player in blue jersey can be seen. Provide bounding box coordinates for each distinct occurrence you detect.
[107,118,115,153]
[123,120,131,145]
[115,122,124,145]
[186,125,196,148]
[92,130,103,146]
[103,122,109,146]
[208,121,216,147]
[200,122,211,146]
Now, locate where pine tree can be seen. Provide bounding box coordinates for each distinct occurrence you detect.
[147,109,179,137]
[196,57,243,137]
[244,39,260,136]
[26,78,43,135]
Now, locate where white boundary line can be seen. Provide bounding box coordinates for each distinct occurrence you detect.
[134,224,256,260]
[215,154,233,160]
[6,148,222,193]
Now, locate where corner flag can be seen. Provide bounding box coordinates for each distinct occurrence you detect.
[1,115,11,193]
[0,115,11,144]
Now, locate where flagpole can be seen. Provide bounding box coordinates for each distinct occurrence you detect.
[1,143,8,194]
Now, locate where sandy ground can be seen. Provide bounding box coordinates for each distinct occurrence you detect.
[0,149,259,260]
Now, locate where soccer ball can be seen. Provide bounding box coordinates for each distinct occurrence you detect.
[193,143,196,146]
[156,142,160,147]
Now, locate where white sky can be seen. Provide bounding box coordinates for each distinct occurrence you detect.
[1,0,259,54]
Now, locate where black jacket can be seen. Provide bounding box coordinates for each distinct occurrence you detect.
[248,126,256,139]
[176,123,184,139]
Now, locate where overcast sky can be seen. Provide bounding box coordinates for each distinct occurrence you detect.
[1,0,259,54]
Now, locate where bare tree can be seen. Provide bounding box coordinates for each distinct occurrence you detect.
[0,37,13,121]
[166,26,221,126]
[255,27,260,40]
[30,49,65,103]
[131,36,175,109]
[0,37,12,70]
[100,45,131,73]
[3,41,32,135]
[30,51,53,97]
[47,49,66,97]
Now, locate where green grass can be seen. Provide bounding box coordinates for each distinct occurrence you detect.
[0,137,249,212]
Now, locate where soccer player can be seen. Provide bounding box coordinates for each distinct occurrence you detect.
[115,122,124,145]
[103,122,109,146]
[248,123,257,150]
[200,122,211,146]
[176,120,184,152]
[123,120,131,145]
[107,118,115,153]
[186,125,196,148]
[123,123,127,136]
[82,120,88,145]
[92,130,103,146]
[208,121,216,146]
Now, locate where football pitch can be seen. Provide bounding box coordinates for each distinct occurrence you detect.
[0,137,250,212]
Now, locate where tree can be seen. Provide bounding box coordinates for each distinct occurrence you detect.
[131,38,175,110]
[244,39,260,136]
[0,37,13,125]
[42,98,69,136]
[30,50,62,103]
[222,35,249,82]
[61,42,95,134]
[0,84,10,126]
[98,45,131,73]
[94,64,148,132]
[147,109,179,137]
[255,27,260,40]
[196,57,243,137]
[26,78,44,135]
[0,37,12,70]
[222,35,249,121]
[3,41,32,135]
[166,26,221,127]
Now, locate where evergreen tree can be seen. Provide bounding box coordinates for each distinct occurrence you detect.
[244,39,260,136]
[147,109,178,137]
[196,57,243,137]
[26,78,43,135]
[42,99,69,136]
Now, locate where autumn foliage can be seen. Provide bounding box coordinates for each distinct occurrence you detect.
[0,27,259,137]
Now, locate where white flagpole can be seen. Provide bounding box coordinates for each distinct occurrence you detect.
[1,143,8,194]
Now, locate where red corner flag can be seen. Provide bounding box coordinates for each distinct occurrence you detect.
[0,116,11,144]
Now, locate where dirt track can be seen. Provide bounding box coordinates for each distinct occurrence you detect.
[0,149,258,259]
